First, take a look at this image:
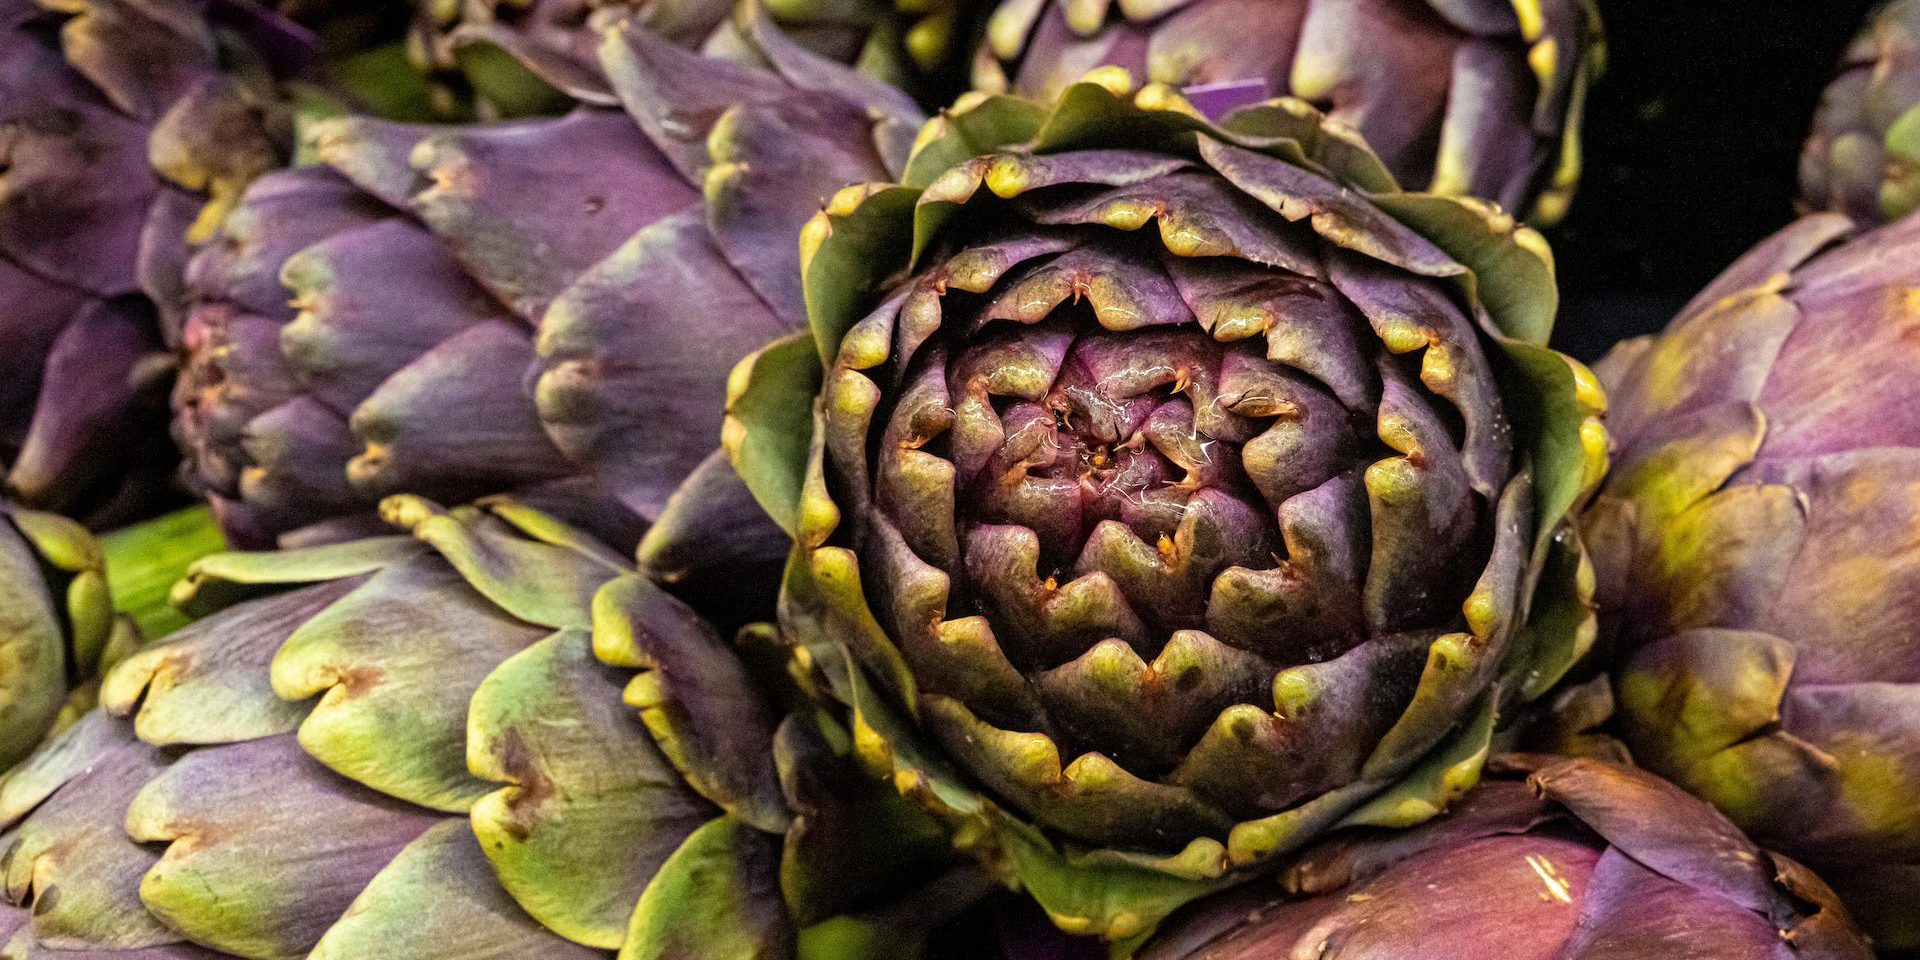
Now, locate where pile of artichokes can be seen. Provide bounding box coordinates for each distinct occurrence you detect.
[0,0,1912,957]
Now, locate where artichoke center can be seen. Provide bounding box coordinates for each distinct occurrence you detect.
[826,148,1520,842]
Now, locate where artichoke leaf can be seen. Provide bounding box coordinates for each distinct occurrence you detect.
[900,94,1051,190]
[308,818,603,960]
[995,817,1235,945]
[637,450,795,583]
[0,714,176,951]
[171,535,422,618]
[1216,98,1400,194]
[126,734,443,960]
[619,817,796,960]
[0,514,67,768]
[470,628,716,949]
[485,497,635,568]
[383,496,619,630]
[725,333,826,537]
[102,581,349,746]
[804,187,919,360]
[1335,689,1496,830]
[1372,190,1556,346]
[1505,526,1598,702]
[1498,340,1607,556]
[775,711,955,925]
[595,574,789,834]
[833,647,1234,946]
[271,555,545,813]
[1030,76,1213,158]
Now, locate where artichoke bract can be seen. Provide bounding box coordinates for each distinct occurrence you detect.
[1,0,306,525]
[173,15,922,548]
[0,496,972,960]
[409,0,980,114]
[1585,211,1920,949]
[1800,0,1920,225]
[969,0,1602,223]
[728,70,1605,940]
[1134,758,1872,960]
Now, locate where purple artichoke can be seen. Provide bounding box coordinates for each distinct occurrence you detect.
[726,70,1606,940]
[1,0,306,525]
[171,15,924,548]
[1800,0,1920,225]
[969,0,1602,222]
[1134,758,1872,960]
[1585,211,1920,949]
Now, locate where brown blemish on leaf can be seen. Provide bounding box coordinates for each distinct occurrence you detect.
[333,666,386,700]
[492,730,554,842]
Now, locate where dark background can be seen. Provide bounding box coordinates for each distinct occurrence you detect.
[1547,0,1882,362]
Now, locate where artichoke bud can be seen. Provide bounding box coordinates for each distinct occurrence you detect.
[0,502,222,771]
[2,0,316,525]
[725,71,1597,939]
[1802,0,1920,223]
[1587,210,1920,949]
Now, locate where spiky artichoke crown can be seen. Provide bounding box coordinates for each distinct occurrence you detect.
[969,0,1603,223]
[1583,211,1920,949]
[1800,0,1920,224]
[728,70,1605,940]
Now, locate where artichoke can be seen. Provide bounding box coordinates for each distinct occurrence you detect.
[1585,211,1920,948]
[0,503,137,770]
[172,14,923,548]
[1800,0,1920,225]
[969,0,1603,223]
[1134,758,1872,960]
[726,69,1606,941]
[408,0,981,115]
[0,495,978,960]
[1,0,309,525]
[0,501,222,773]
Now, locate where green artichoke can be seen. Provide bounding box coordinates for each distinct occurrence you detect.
[172,14,922,548]
[969,0,1602,223]
[0,503,135,770]
[408,0,981,115]
[1585,211,1920,948]
[1134,758,1871,960]
[0,501,222,773]
[1,0,310,525]
[0,495,978,960]
[1800,0,1920,225]
[726,69,1606,942]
